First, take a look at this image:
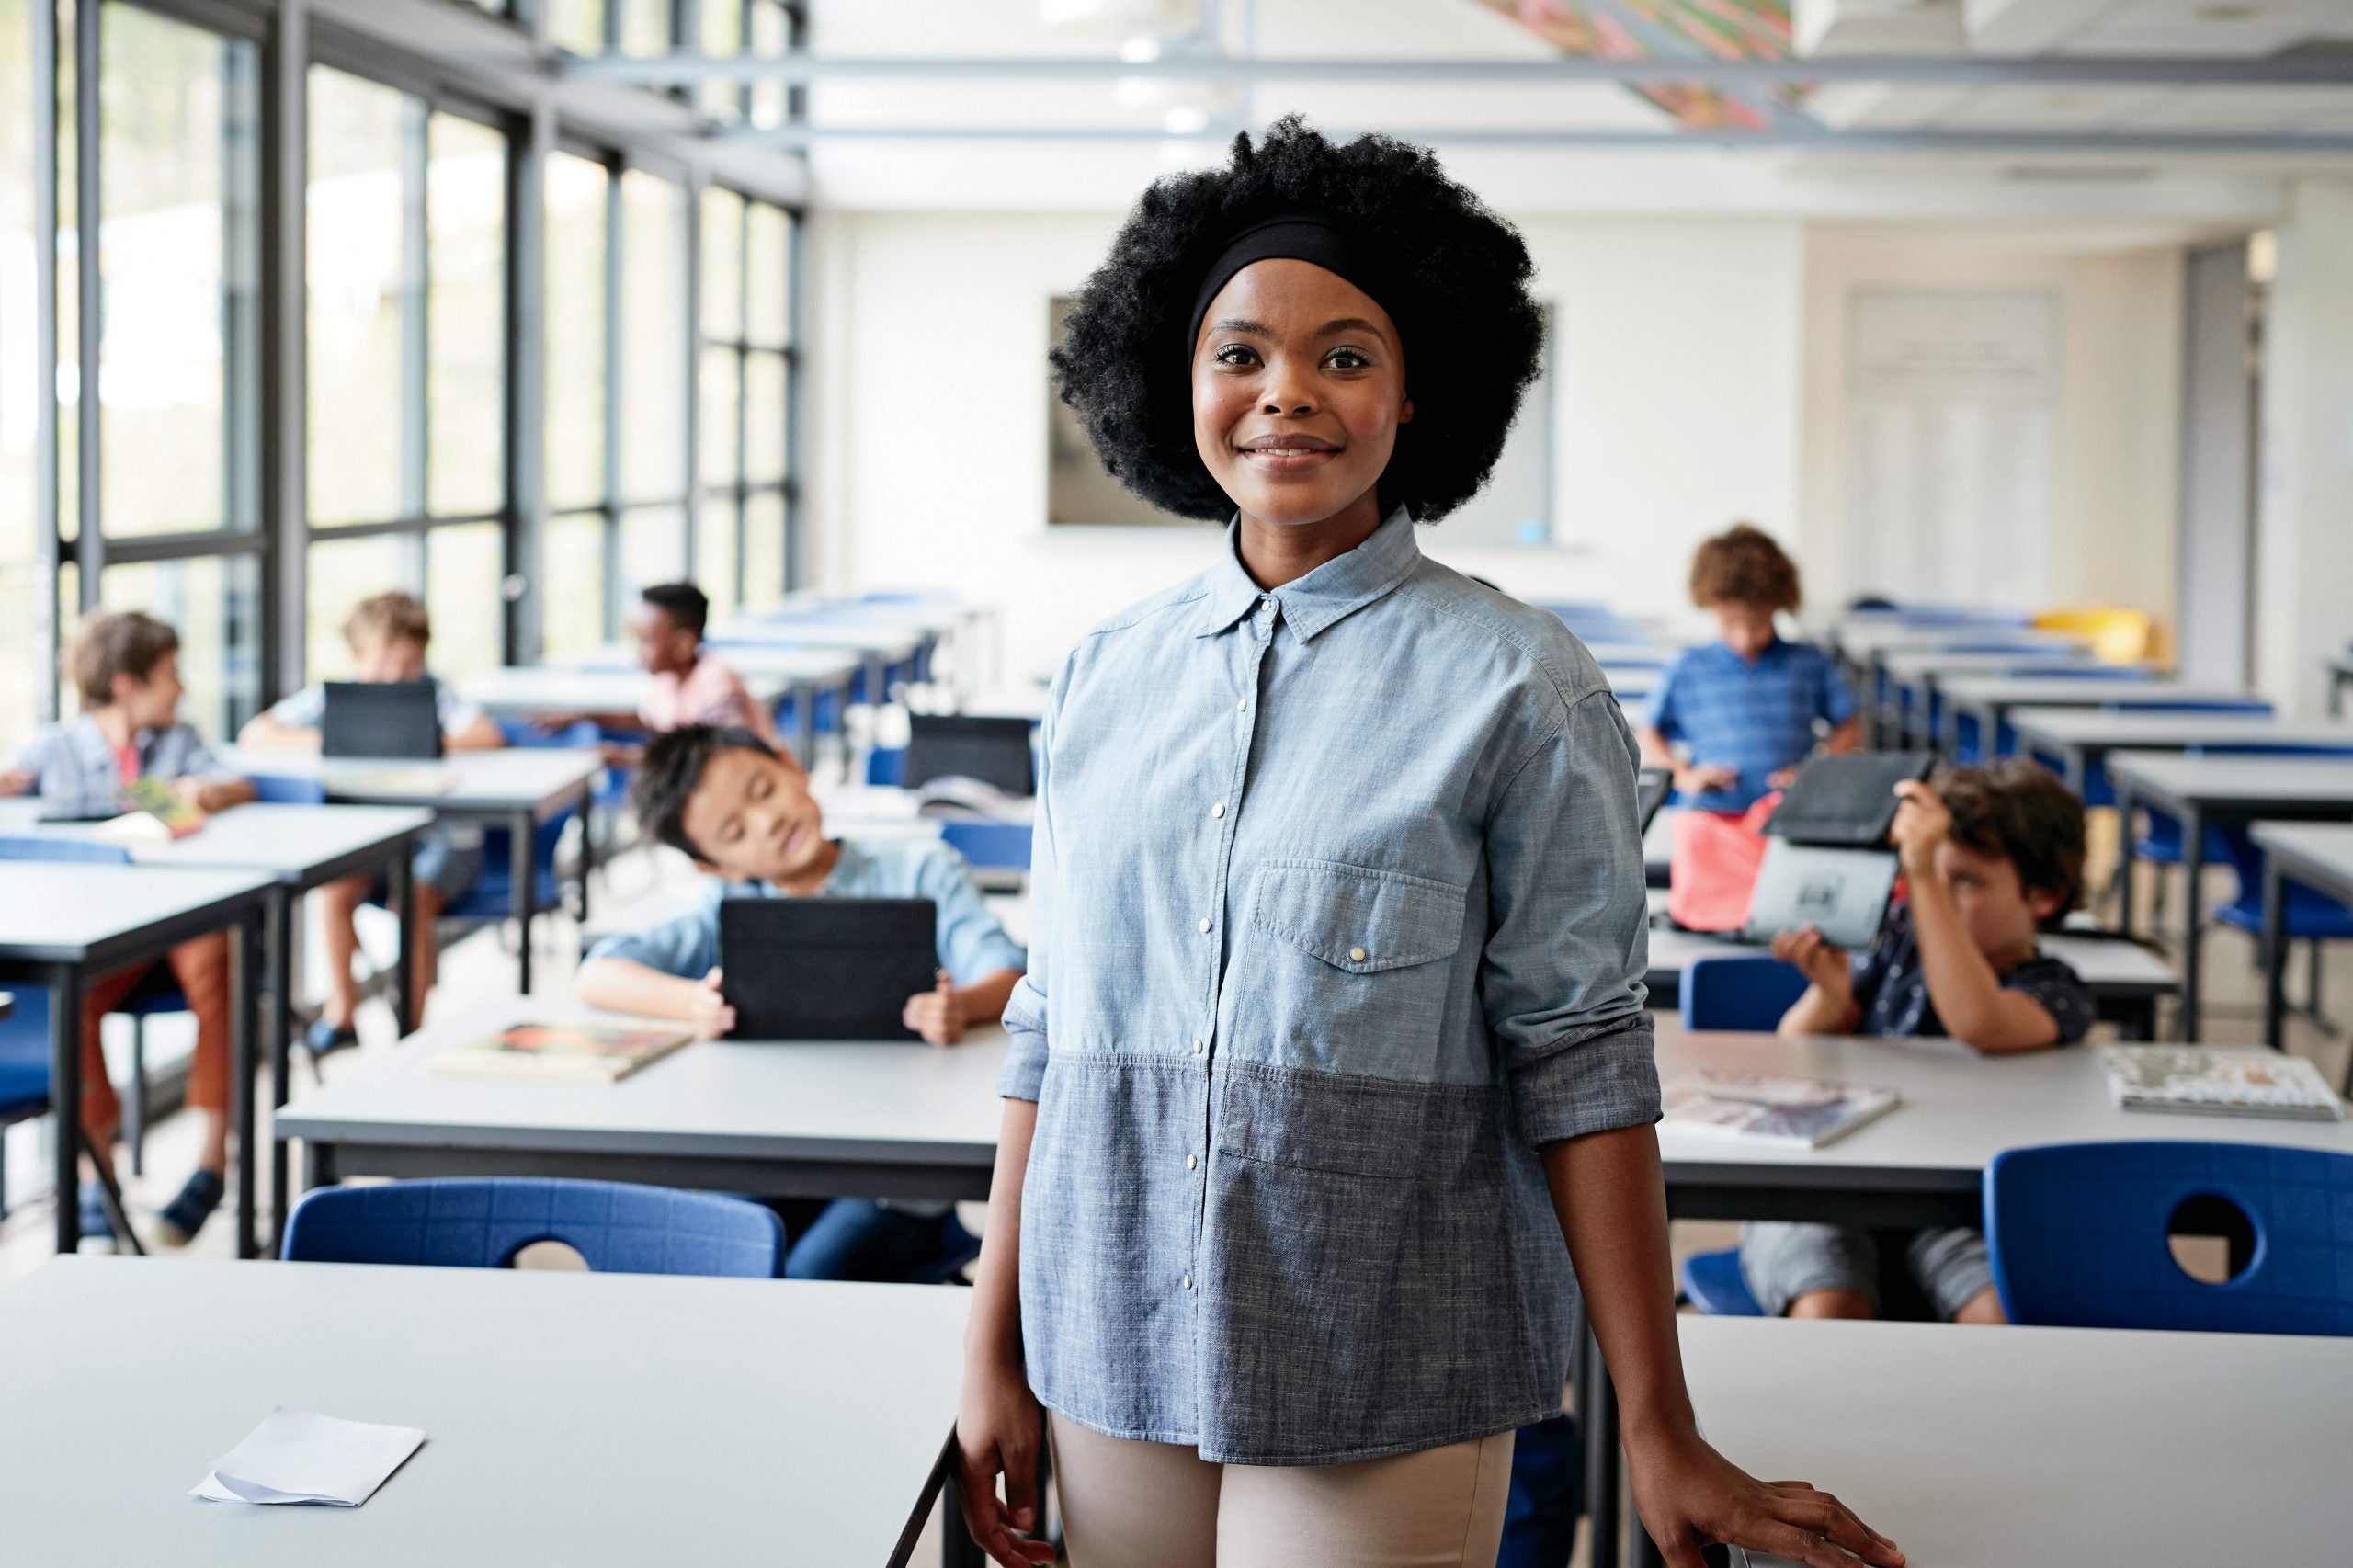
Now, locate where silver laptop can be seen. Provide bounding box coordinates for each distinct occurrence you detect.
[1744,840,1899,949]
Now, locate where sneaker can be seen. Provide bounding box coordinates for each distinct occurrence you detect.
[304,1018,360,1058]
[154,1167,224,1248]
[76,1182,119,1250]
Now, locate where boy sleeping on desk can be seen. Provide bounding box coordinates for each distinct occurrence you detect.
[1742,758,2096,1325]
[574,723,1025,1280]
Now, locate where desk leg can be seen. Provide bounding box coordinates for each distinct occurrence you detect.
[512,808,537,995]
[2179,806,2205,1043]
[389,847,416,1033]
[941,1468,989,1568]
[263,892,293,1256]
[794,679,817,769]
[233,910,260,1260]
[2262,860,2288,1051]
[1583,1319,1621,1568]
[2114,782,2138,940]
[49,961,83,1255]
[577,783,595,926]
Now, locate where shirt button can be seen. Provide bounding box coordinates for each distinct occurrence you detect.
[1236,698,1248,711]
[1182,1274,1194,1290]
[1186,1153,1198,1170]
[1199,917,1212,934]
[1192,1038,1205,1054]
[1210,801,1225,819]
[1348,946,1368,962]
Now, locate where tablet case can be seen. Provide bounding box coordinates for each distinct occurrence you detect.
[903,715,1036,797]
[1762,752,1935,847]
[322,681,445,761]
[718,897,939,1040]
[1743,840,1901,949]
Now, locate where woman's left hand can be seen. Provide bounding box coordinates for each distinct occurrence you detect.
[1627,1427,1904,1568]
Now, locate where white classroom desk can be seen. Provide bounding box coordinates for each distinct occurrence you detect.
[2253,822,2353,1059]
[1938,676,2270,757]
[1642,919,2177,1039]
[1578,641,1675,668]
[1653,1027,2353,1229]
[1873,647,2096,746]
[216,746,604,994]
[1680,1317,2353,1567]
[276,998,1007,1203]
[460,665,791,716]
[2013,709,2352,795]
[0,1256,968,1568]
[2108,751,2353,1040]
[708,618,926,709]
[0,865,275,1256]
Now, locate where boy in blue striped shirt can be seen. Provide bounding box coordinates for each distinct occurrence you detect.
[1638,522,1859,811]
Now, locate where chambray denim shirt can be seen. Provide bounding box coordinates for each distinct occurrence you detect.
[9,715,233,815]
[999,508,1660,1466]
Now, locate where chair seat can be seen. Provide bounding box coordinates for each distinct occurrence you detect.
[1680,1248,1764,1317]
[2213,899,2353,942]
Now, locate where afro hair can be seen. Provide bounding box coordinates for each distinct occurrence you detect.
[1051,117,1546,524]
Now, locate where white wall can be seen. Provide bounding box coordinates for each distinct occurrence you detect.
[2253,177,2353,717]
[806,209,1805,679]
[1795,224,2185,638]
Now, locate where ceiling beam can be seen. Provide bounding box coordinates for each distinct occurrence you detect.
[564,50,2353,89]
[710,121,2353,155]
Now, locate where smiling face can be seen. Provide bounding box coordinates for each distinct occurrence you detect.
[677,744,829,884]
[1190,257,1412,532]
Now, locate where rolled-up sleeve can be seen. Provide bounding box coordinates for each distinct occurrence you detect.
[995,668,1066,1102]
[582,886,723,978]
[1482,688,1662,1147]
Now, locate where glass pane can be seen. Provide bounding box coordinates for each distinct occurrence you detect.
[0,0,40,737]
[57,0,76,542]
[745,201,788,346]
[97,5,260,537]
[619,169,686,501]
[305,532,405,683]
[699,186,743,338]
[426,112,506,517]
[307,68,411,527]
[619,0,669,57]
[741,489,783,606]
[549,0,603,55]
[541,512,608,656]
[699,346,739,488]
[748,2,787,131]
[696,494,737,619]
[744,350,784,483]
[425,520,504,679]
[57,561,80,718]
[99,554,261,740]
[618,504,684,612]
[696,0,741,122]
[545,152,608,512]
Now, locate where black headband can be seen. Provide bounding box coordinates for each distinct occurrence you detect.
[1186,215,1395,358]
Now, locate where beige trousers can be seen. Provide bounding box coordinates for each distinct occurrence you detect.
[1049,1413,1515,1568]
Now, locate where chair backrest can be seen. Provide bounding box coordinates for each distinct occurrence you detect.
[938,819,1033,871]
[495,716,601,749]
[1680,953,1812,1032]
[247,773,329,804]
[0,835,132,865]
[1984,1141,2353,1336]
[280,1177,786,1278]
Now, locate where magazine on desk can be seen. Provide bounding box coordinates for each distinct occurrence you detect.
[428,1023,692,1084]
[2099,1045,2344,1121]
[1663,1071,1902,1151]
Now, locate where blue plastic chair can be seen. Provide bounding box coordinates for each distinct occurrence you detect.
[1678,1248,1765,1316]
[247,774,329,805]
[938,820,1032,873]
[280,1177,787,1278]
[0,988,55,1224]
[1679,954,1812,1032]
[865,744,906,788]
[1985,1141,2353,1335]
[2210,824,2353,1028]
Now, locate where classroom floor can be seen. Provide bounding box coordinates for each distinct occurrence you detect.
[2,846,2347,1566]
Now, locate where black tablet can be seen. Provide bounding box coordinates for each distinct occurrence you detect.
[903,715,1036,796]
[1762,752,1935,848]
[717,897,938,1040]
[322,681,444,761]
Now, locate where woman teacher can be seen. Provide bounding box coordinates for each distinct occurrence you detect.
[956,119,1901,1568]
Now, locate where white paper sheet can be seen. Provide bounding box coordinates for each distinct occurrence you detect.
[191,1406,426,1507]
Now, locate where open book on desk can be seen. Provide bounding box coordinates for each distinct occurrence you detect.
[429,1022,691,1084]
[1663,1071,1902,1151]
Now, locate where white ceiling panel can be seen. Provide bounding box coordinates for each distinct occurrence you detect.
[1935,84,2177,128]
[2110,85,2353,131]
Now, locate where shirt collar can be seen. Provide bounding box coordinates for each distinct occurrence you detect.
[1193,506,1422,642]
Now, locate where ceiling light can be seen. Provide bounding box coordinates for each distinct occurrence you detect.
[1163,105,1209,134]
[1119,34,1162,63]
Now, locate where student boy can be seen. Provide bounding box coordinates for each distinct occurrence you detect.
[575,723,1025,1279]
[1,610,256,1246]
[1639,522,1859,810]
[534,582,782,757]
[1741,758,2097,1324]
[239,591,505,1052]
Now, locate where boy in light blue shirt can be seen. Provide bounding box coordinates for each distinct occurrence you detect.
[576,723,1025,1280]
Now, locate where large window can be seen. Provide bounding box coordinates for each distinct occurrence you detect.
[0,0,40,743]
[699,187,791,609]
[305,65,508,682]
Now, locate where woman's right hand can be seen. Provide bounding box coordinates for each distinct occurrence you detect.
[955,1354,1056,1568]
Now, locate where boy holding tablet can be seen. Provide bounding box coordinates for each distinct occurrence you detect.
[1742,759,2096,1323]
[575,723,1025,1280]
